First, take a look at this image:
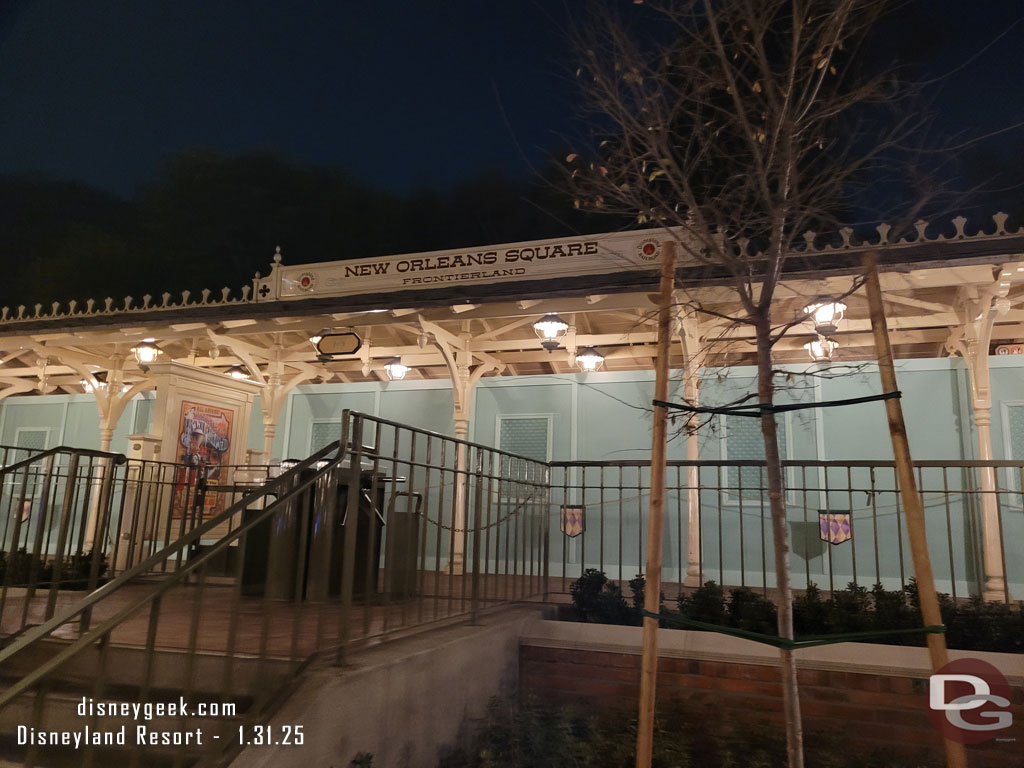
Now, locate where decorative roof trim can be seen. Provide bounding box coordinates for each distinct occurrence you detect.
[0,214,1020,330]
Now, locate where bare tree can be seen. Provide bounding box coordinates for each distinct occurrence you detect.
[567,2,933,766]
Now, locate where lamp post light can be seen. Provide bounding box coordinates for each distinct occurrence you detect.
[574,346,605,372]
[533,313,569,352]
[384,356,409,381]
[803,301,847,337]
[804,336,838,362]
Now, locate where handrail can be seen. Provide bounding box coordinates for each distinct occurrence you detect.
[0,442,348,706]
[0,407,554,768]
[550,458,1024,468]
[340,408,554,467]
[0,438,343,668]
[0,445,128,477]
[2,409,554,708]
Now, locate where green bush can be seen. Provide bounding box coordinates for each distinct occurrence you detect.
[440,697,936,768]
[568,572,1022,654]
[725,586,778,635]
[569,569,635,626]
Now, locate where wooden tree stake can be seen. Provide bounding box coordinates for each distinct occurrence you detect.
[635,239,677,768]
[862,251,967,768]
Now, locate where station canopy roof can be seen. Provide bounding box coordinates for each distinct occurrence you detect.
[1,215,1023,395]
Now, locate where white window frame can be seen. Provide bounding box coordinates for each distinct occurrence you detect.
[309,418,343,456]
[495,413,553,463]
[14,426,49,452]
[719,412,795,507]
[12,428,49,502]
[999,400,1024,491]
[494,414,553,504]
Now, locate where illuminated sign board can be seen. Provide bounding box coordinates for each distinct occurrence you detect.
[257,231,673,301]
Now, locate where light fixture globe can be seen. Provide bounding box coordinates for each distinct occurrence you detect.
[804,336,838,362]
[574,346,605,372]
[533,313,569,352]
[309,329,328,351]
[802,301,847,337]
[131,339,161,365]
[226,364,251,380]
[82,371,109,393]
[384,356,409,381]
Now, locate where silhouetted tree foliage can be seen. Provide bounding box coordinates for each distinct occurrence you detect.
[0,151,605,307]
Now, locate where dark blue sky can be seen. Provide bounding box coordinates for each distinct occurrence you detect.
[0,0,578,197]
[0,1,1021,200]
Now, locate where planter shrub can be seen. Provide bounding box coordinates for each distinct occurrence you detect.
[567,572,1023,654]
[440,696,932,768]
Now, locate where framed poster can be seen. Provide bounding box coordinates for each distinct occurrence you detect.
[172,400,235,520]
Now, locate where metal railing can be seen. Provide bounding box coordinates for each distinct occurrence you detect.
[0,448,274,637]
[0,444,47,468]
[7,414,1019,766]
[548,459,1022,603]
[0,411,549,767]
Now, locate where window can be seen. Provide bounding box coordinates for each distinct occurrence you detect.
[722,414,787,496]
[133,398,154,434]
[497,415,552,462]
[14,427,48,453]
[1004,404,1024,458]
[309,420,341,455]
[496,414,551,498]
[1000,402,1024,488]
[13,429,48,493]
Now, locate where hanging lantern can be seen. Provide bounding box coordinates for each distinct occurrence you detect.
[226,364,251,380]
[804,336,838,362]
[802,301,847,336]
[384,356,409,381]
[533,313,569,352]
[574,346,605,372]
[131,339,161,365]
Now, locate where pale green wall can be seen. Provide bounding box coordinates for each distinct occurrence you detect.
[0,394,141,453]
[2,356,1020,596]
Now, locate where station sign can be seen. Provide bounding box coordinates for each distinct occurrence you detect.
[258,231,676,302]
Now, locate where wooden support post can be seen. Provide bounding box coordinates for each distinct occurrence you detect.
[635,240,676,768]
[862,252,967,768]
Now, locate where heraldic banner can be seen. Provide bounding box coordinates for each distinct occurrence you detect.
[819,511,852,545]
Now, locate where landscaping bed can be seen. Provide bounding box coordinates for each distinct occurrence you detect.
[567,569,1023,654]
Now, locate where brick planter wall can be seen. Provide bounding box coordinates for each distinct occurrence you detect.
[520,620,1023,768]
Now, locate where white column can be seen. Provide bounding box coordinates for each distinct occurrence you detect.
[451,414,470,574]
[85,358,132,550]
[259,366,315,463]
[947,275,1014,601]
[678,314,703,586]
[970,402,1006,600]
[418,319,503,575]
[683,371,701,586]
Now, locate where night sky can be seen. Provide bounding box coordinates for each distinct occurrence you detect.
[0,0,579,198]
[0,1,1021,202]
